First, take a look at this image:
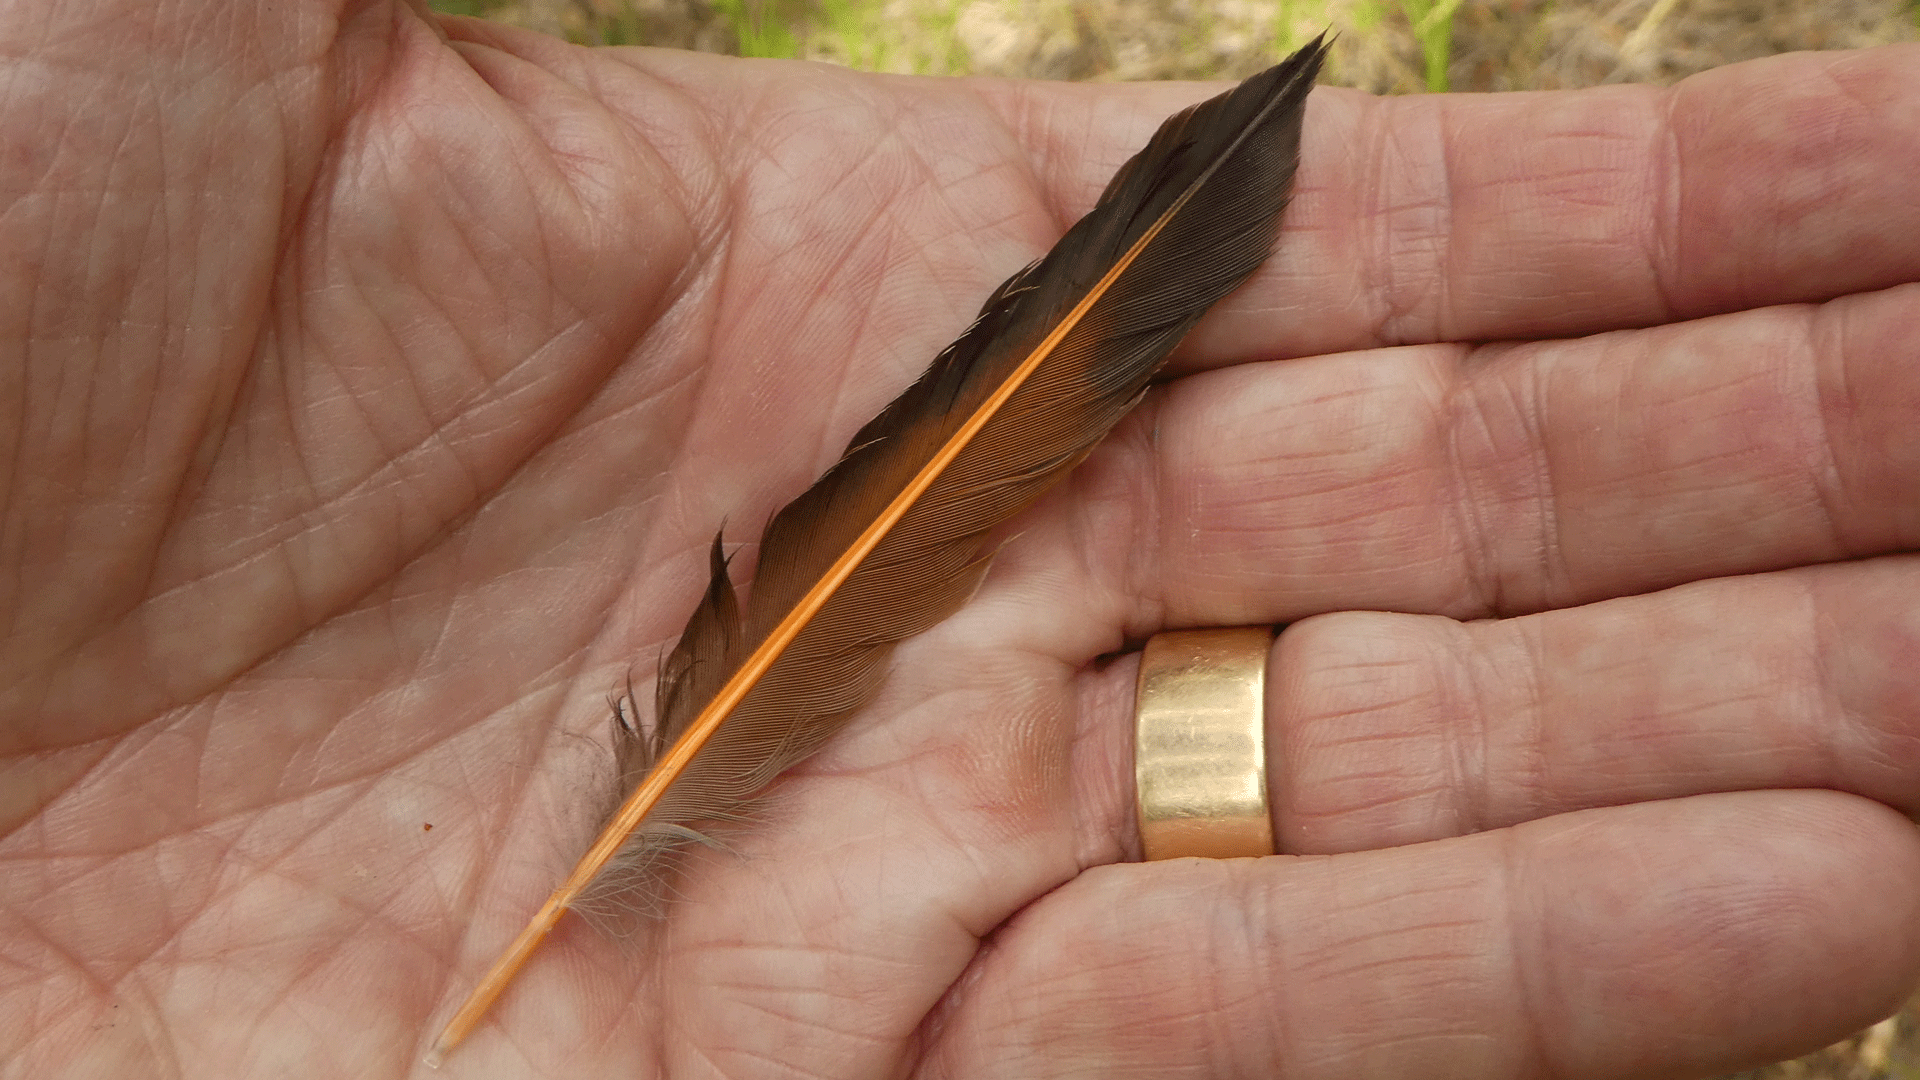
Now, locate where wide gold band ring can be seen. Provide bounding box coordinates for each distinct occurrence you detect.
[1133,627,1276,860]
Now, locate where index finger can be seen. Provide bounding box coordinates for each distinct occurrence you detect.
[996,45,1920,361]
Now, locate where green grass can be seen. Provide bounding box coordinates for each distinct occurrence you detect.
[1394,0,1460,90]
[817,0,885,69]
[590,4,642,46]
[712,0,802,57]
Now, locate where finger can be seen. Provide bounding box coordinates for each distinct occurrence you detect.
[923,790,1920,1080]
[1041,277,1920,626]
[1263,556,1920,856]
[997,45,1920,361]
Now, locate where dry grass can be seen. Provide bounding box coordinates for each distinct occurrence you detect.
[1753,1006,1920,1080]
[428,0,1920,1076]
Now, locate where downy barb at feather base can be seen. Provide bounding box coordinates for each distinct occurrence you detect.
[426,35,1327,1065]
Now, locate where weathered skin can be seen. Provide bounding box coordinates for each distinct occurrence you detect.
[2,4,1918,1077]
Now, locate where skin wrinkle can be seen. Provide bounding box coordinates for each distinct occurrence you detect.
[1284,560,1920,849]
[39,963,176,1080]
[1320,777,1451,818]
[890,126,1042,351]
[401,194,546,397]
[146,319,615,722]
[16,725,163,857]
[1062,420,1157,644]
[1492,826,1562,1080]
[1643,78,1686,327]
[1438,618,1498,838]
[228,870,379,1010]
[1041,89,1137,234]
[1678,60,1834,313]
[510,101,648,239]
[38,839,209,987]
[1822,582,1907,789]
[1302,931,1490,980]
[734,91,878,253]
[718,974,886,1035]
[1421,97,1457,346]
[592,72,727,249]
[424,152,573,366]
[625,273,732,539]
[1438,359,1508,617]
[1119,403,1169,640]
[293,697,439,809]
[389,71,645,353]
[710,147,885,495]
[0,743,112,840]
[914,144,1031,249]
[1474,297,1850,611]
[208,819,341,938]
[402,564,482,687]
[1442,347,1541,615]
[1666,311,1834,553]
[1514,92,1664,336]
[290,276,432,505]
[1514,345,1570,613]
[1184,910,1241,1076]
[722,1042,847,1080]
[1363,96,1453,347]
[148,468,357,634]
[1504,618,1560,832]
[999,82,1107,232]
[1808,296,1861,556]
[1064,650,1133,865]
[108,362,402,718]
[0,339,21,635]
[428,712,591,1020]
[1754,63,1859,288]
[1241,879,1292,1078]
[1801,576,1858,800]
[782,172,900,413]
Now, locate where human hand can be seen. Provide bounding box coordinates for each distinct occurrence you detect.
[2,3,1916,1077]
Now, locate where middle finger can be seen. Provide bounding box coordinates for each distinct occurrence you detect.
[1057,279,1920,627]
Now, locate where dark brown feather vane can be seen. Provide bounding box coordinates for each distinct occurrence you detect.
[624,33,1326,852]
[428,37,1326,1063]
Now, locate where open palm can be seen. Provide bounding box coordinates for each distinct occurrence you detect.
[4,4,1918,1077]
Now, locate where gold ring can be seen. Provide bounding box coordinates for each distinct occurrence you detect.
[1133,627,1276,860]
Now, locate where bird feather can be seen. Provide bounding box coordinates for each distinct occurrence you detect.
[427,36,1326,1064]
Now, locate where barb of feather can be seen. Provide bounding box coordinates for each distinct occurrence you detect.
[426,34,1327,1064]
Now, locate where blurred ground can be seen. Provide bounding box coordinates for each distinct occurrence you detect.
[427,0,1920,1076]
[440,0,1916,87]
